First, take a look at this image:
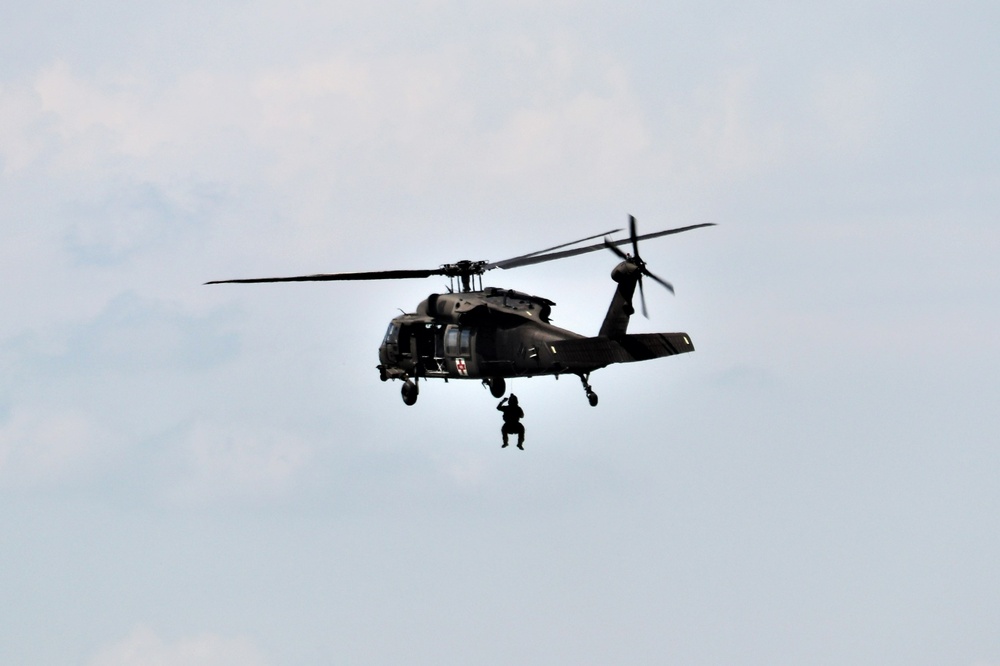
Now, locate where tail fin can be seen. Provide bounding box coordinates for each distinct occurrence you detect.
[598,267,639,338]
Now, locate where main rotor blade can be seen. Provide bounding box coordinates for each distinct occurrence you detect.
[205,268,443,285]
[494,222,716,269]
[485,228,622,270]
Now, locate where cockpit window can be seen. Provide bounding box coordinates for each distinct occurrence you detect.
[383,323,399,344]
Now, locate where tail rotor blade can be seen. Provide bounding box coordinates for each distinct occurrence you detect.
[643,268,674,294]
[604,238,629,261]
[638,276,648,318]
[629,215,640,260]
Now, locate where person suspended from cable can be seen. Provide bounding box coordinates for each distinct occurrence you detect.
[497,394,525,450]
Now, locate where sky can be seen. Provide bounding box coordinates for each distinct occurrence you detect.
[1,1,999,664]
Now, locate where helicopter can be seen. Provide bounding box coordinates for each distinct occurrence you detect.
[206,216,714,406]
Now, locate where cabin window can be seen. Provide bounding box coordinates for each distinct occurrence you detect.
[459,329,472,355]
[445,327,459,354]
[444,326,473,356]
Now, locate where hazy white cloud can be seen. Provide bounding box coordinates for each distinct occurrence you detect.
[484,79,650,192]
[87,626,268,666]
[439,450,490,487]
[167,421,313,504]
[658,64,790,184]
[2,45,666,206]
[808,66,886,158]
[0,79,49,174]
[0,406,119,487]
[34,62,162,158]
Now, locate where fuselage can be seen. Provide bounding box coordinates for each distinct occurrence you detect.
[377,287,584,382]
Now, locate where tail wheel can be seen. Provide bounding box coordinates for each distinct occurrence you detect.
[579,373,599,407]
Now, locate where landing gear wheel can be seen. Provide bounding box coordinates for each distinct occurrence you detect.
[401,379,419,406]
[487,377,506,398]
[578,373,599,407]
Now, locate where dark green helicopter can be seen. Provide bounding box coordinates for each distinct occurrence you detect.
[207,216,714,406]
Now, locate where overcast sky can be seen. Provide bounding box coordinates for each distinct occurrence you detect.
[2,1,999,664]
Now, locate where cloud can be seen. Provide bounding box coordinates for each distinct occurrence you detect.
[483,76,651,193]
[0,291,239,389]
[0,292,244,492]
[166,421,313,505]
[0,45,650,206]
[54,292,240,373]
[0,406,119,487]
[0,78,50,174]
[87,626,268,666]
[808,66,885,158]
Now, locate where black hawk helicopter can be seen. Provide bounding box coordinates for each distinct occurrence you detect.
[207,216,714,406]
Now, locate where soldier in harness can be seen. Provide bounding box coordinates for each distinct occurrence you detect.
[497,394,525,450]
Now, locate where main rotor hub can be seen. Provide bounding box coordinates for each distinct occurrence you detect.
[440,260,489,292]
[440,260,489,277]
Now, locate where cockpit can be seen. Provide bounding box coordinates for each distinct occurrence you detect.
[380,318,478,379]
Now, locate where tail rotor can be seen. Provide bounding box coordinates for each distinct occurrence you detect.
[603,215,675,319]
